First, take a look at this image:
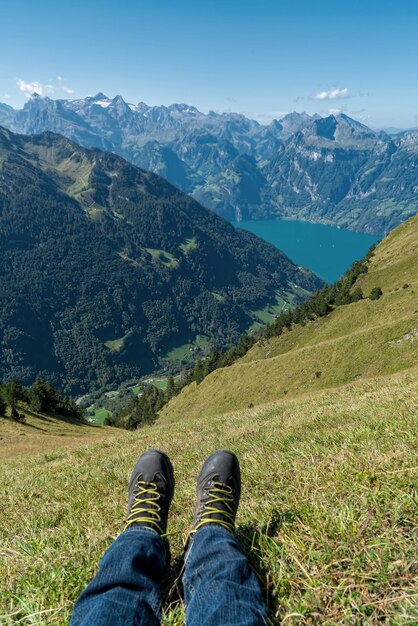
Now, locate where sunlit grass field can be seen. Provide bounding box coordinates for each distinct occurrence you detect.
[1,369,417,625]
[1,216,417,624]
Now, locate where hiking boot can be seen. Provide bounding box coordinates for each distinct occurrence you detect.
[124,449,174,535]
[191,449,241,535]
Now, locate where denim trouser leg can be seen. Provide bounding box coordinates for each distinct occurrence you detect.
[183,526,268,626]
[70,527,166,626]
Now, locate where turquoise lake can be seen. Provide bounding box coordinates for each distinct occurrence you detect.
[234,219,379,283]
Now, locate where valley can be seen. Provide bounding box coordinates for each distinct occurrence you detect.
[1,4,417,625]
[0,127,321,394]
[162,214,418,420]
[1,213,416,625]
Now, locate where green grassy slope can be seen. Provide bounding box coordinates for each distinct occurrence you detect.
[0,370,416,624]
[161,215,418,421]
[0,410,113,459]
[0,216,417,625]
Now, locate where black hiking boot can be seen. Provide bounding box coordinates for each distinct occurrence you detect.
[191,449,241,536]
[124,449,174,535]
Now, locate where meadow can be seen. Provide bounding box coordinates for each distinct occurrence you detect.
[1,216,417,625]
[1,369,417,624]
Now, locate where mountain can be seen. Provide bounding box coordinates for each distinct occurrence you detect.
[162,213,418,420]
[264,114,411,233]
[0,126,322,394]
[276,111,322,137]
[1,94,417,234]
[1,216,416,625]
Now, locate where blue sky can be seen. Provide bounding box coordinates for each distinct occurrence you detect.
[1,0,417,128]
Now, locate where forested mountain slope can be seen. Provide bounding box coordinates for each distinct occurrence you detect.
[161,214,418,420]
[1,94,417,233]
[1,216,416,625]
[0,127,321,393]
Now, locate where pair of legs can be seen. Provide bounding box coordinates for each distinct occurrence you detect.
[70,450,268,625]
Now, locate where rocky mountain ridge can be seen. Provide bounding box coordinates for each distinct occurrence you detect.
[2,94,417,234]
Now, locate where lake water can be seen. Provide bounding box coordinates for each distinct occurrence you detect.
[234,218,379,283]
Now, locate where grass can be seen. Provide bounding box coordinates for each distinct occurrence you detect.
[0,370,416,624]
[164,311,418,420]
[152,380,168,391]
[0,410,112,460]
[165,335,210,364]
[104,335,128,353]
[25,143,95,206]
[64,162,93,198]
[145,248,179,268]
[0,216,416,624]
[132,379,169,394]
[165,342,195,362]
[179,237,198,254]
[251,291,292,325]
[162,215,418,421]
[86,407,112,425]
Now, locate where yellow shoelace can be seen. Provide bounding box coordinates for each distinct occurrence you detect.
[124,480,163,534]
[191,481,235,535]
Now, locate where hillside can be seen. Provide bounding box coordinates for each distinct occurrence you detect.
[0,409,112,459]
[0,369,416,624]
[161,214,418,420]
[0,216,416,624]
[1,94,418,233]
[0,126,321,394]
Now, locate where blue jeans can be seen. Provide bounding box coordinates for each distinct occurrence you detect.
[70,525,268,625]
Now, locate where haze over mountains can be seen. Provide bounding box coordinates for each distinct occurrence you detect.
[0,126,321,393]
[1,93,417,235]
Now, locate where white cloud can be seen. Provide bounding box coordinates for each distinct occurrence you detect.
[17,79,55,97]
[16,78,75,98]
[328,108,342,115]
[311,87,350,101]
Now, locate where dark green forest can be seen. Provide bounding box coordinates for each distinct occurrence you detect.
[0,127,322,394]
[0,378,83,422]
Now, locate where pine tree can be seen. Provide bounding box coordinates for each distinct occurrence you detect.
[30,378,50,412]
[6,380,23,411]
[192,360,205,384]
[164,376,176,401]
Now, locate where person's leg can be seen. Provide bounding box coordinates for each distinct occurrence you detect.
[70,527,167,626]
[183,526,267,626]
[183,450,268,626]
[70,449,175,626]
